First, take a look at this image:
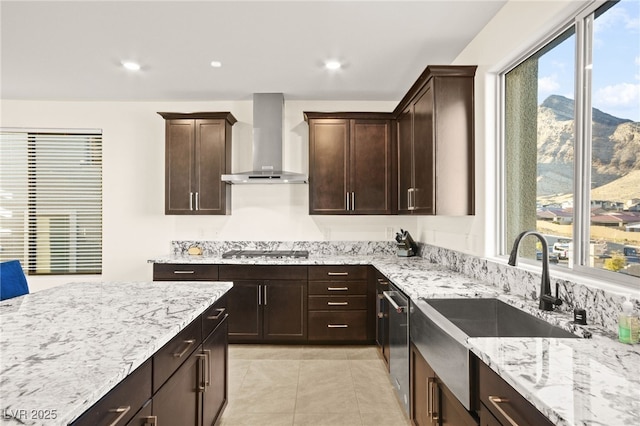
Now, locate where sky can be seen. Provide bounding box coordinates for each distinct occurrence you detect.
[537,0,640,122]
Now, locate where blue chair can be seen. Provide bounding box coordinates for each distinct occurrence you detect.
[0,260,30,301]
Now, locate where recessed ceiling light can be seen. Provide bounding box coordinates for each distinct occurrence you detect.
[121,61,141,71]
[325,60,342,70]
[210,60,223,68]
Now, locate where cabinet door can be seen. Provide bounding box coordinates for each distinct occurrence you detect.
[432,76,475,215]
[351,119,392,214]
[309,119,349,214]
[153,348,202,426]
[412,83,434,214]
[226,281,261,342]
[439,382,477,426]
[165,119,195,214]
[195,119,227,214]
[410,344,436,426]
[263,280,307,341]
[396,108,413,214]
[202,318,228,426]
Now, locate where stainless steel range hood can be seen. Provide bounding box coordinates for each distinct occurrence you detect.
[221,93,308,184]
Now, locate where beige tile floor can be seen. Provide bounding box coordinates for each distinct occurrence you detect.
[219,345,411,426]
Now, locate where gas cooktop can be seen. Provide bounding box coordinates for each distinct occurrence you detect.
[221,250,309,259]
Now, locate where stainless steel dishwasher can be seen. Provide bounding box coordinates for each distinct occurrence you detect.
[383,284,409,415]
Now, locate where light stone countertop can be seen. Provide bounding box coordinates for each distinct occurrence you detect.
[151,253,640,425]
[0,280,232,425]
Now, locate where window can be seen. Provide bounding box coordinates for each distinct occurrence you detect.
[502,0,639,286]
[0,130,102,274]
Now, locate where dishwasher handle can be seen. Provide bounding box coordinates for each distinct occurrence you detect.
[383,291,407,314]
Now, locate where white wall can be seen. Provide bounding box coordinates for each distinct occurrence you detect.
[416,0,588,258]
[1,99,417,289]
[1,0,592,290]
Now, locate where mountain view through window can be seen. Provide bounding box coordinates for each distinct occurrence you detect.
[506,0,639,280]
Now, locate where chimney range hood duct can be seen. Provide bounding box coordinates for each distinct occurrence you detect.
[221,93,308,184]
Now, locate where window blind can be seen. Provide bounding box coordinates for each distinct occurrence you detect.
[0,130,102,275]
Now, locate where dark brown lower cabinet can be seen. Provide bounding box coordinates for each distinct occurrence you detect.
[307,265,373,343]
[478,360,553,426]
[73,298,228,426]
[153,347,202,425]
[202,319,228,426]
[220,265,308,343]
[410,343,476,426]
[71,359,152,426]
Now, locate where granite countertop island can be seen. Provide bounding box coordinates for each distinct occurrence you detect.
[0,280,232,425]
[151,252,640,425]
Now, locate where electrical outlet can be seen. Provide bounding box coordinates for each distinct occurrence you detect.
[386,227,395,239]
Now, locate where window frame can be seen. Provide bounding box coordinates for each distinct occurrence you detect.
[497,0,638,288]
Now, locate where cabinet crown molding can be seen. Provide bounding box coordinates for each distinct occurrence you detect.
[157,111,237,125]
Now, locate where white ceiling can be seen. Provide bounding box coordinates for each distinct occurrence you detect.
[0,0,506,102]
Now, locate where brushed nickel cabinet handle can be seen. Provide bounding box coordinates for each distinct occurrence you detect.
[203,349,212,388]
[351,192,355,210]
[189,192,194,211]
[173,270,195,274]
[106,406,131,426]
[428,377,440,421]
[327,287,349,291]
[196,353,206,391]
[488,396,520,426]
[173,339,196,358]
[195,192,199,211]
[327,272,349,276]
[346,192,349,210]
[207,308,226,320]
[264,285,268,305]
[327,301,348,306]
[327,324,348,328]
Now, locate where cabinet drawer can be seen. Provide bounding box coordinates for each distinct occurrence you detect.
[219,265,307,280]
[308,311,367,341]
[153,263,219,281]
[153,318,202,393]
[478,361,553,426]
[71,359,152,426]
[202,295,227,340]
[308,265,367,280]
[308,295,367,311]
[308,280,367,295]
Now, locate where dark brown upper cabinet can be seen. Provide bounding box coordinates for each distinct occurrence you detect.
[394,66,476,216]
[158,112,236,215]
[305,112,395,215]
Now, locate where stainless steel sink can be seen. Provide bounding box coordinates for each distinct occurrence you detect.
[410,298,577,411]
[424,298,577,338]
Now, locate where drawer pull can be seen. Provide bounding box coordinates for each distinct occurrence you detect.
[173,339,196,358]
[107,406,131,426]
[173,270,195,274]
[327,324,348,328]
[327,287,349,291]
[488,396,520,426]
[428,377,439,421]
[327,301,348,306]
[207,308,226,320]
[328,272,349,276]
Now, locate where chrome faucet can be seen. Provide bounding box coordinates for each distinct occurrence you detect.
[508,230,562,311]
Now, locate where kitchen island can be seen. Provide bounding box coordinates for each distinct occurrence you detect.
[151,250,640,426]
[0,280,232,425]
